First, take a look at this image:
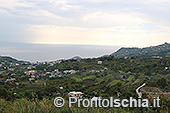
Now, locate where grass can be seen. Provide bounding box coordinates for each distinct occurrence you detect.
[0,98,165,113]
[83,76,96,81]
[106,80,123,87]
[22,79,45,86]
[127,75,134,81]
[0,98,125,113]
[71,77,83,83]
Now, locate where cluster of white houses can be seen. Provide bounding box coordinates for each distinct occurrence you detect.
[6,78,16,82]
[24,68,78,79]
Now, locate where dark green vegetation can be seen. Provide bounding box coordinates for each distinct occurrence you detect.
[112,42,170,58]
[0,51,170,112]
[1,98,165,113]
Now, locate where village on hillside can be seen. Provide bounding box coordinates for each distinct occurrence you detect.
[0,55,170,101]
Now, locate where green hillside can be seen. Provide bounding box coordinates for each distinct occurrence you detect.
[112,42,170,58]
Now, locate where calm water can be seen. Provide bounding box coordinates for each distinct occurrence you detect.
[0,42,120,62]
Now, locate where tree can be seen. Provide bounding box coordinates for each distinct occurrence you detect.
[157,78,168,89]
[0,88,14,101]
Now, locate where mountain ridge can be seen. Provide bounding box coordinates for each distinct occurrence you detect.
[0,56,27,64]
[112,42,170,58]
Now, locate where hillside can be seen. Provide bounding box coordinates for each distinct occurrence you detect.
[112,42,170,58]
[0,51,170,112]
[0,56,26,64]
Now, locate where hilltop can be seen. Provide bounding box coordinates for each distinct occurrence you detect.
[0,56,27,64]
[71,56,82,60]
[112,42,170,58]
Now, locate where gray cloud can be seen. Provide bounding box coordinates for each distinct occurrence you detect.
[0,0,169,45]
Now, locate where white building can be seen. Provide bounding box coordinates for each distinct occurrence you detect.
[29,78,35,81]
[69,70,76,74]
[6,78,16,82]
[68,91,83,98]
[97,61,102,64]
[165,67,169,70]
[60,87,63,90]
[15,63,19,66]
[63,70,77,74]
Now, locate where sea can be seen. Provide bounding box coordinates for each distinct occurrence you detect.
[0,42,120,62]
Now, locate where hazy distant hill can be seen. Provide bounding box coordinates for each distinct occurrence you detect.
[112,42,170,58]
[72,56,82,60]
[0,56,26,63]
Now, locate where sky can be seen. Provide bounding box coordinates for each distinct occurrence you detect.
[0,0,170,47]
[0,0,170,61]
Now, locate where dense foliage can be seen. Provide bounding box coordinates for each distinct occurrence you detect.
[113,42,170,58]
[0,54,170,112]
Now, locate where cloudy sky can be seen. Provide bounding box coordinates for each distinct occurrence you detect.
[0,0,170,47]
